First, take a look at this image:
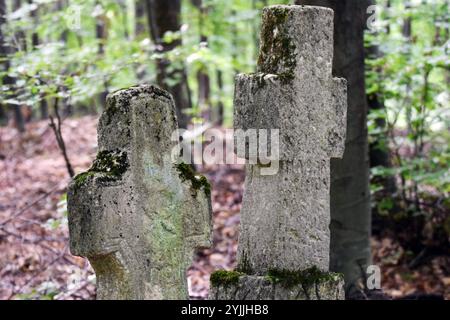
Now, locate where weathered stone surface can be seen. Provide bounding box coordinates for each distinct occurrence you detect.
[234,5,347,274]
[68,84,212,299]
[237,160,332,273]
[209,274,344,300]
[211,5,347,300]
[234,6,347,162]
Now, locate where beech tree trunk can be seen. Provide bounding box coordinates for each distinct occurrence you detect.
[215,70,224,125]
[145,0,191,128]
[1,0,25,132]
[28,0,48,120]
[135,0,147,36]
[191,0,211,121]
[95,1,108,108]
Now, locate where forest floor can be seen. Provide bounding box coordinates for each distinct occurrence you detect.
[0,115,448,300]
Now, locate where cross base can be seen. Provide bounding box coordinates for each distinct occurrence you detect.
[209,270,344,300]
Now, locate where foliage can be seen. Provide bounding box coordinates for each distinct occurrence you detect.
[366,0,449,211]
[0,0,290,125]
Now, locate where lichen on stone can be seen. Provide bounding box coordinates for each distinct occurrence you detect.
[104,85,172,126]
[175,162,211,197]
[210,270,244,287]
[73,149,129,188]
[266,266,343,288]
[257,6,297,83]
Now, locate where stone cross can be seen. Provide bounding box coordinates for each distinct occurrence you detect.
[210,5,347,299]
[68,85,212,300]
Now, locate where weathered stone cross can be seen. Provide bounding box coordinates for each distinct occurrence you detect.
[210,5,347,299]
[68,85,212,299]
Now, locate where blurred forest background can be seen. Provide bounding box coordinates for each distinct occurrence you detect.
[0,0,449,299]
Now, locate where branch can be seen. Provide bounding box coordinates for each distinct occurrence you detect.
[49,96,75,177]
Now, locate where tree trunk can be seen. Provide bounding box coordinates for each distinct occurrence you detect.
[13,0,27,51]
[366,23,396,194]
[402,3,412,39]
[295,0,372,296]
[39,98,48,119]
[252,0,268,60]
[135,0,147,36]
[0,0,7,125]
[28,0,48,120]
[95,1,108,109]
[0,105,7,125]
[386,0,391,34]
[28,0,38,47]
[367,82,395,192]
[1,0,25,132]
[145,0,191,128]
[56,0,68,42]
[231,9,239,76]
[215,69,224,125]
[192,0,211,121]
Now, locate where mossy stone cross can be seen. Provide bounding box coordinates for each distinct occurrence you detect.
[234,5,348,275]
[68,85,212,299]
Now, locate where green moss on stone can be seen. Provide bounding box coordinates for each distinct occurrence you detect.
[257,7,297,83]
[211,266,343,290]
[90,150,129,177]
[73,150,129,188]
[267,266,343,288]
[210,270,244,287]
[73,171,95,187]
[175,162,211,197]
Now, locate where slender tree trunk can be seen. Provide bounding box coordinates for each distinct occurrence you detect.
[443,0,449,85]
[29,0,38,48]
[145,0,191,128]
[295,0,372,296]
[192,0,211,121]
[95,1,108,109]
[386,0,391,34]
[402,3,412,39]
[13,0,26,51]
[231,9,239,76]
[135,0,147,37]
[39,98,48,119]
[367,83,396,192]
[0,0,7,131]
[54,0,74,116]
[215,69,224,125]
[1,0,25,132]
[252,0,268,59]
[120,1,129,39]
[366,6,396,194]
[0,104,6,124]
[56,0,68,42]
[49,97,74,177]
[134,1,148,81]
[28,0,48,120]
[96,15,105,55]
[12,104,25,131]
[403,2,414,135]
